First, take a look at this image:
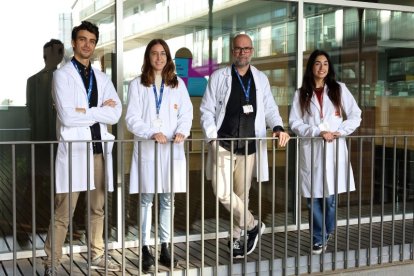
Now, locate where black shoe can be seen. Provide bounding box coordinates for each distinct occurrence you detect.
[312,243,328,254]
[159,243,178,268]
[246,222,265,255]
[312,234,332,255]
[142,246,155,272]
[228,239,244,258]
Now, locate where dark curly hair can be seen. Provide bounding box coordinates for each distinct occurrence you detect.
[71,21,99,45]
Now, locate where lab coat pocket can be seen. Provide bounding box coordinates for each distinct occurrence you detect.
[59,127,90,157]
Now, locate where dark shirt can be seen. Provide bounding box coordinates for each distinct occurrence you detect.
[218,65,257,155]
[71,57,102,154]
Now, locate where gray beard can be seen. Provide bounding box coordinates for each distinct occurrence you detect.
[234,60,250,67]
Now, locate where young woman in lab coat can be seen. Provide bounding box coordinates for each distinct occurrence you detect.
[125,39,193,271]
[289,49,361,254]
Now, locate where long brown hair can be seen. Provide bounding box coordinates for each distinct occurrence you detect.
[141,39,178,88]
[299,49,342,116]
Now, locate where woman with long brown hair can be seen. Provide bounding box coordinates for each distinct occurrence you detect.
[289,49,361,254]
[126,39,193,271]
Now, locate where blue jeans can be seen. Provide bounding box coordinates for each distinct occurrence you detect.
[140,193,173,246]
[307,195,336,245]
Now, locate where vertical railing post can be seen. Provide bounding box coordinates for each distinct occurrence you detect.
[85,141,90,276]
[357,137,363,267]
[31,143,36,275]
[120,141,126,274]
[201,141,205,275]
[185,141,190,274]
[11,144,17,275]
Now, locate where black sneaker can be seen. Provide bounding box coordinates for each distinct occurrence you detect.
[228,239,244,258]
[159,243,178,268]
[246,222,265,255]
[312,243,323,254]
[312,241,328,255]
[142,246,155,272]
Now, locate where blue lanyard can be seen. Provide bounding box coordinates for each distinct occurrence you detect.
[71,60,94,104]
[233,64,251,103]
[152,80,165,115]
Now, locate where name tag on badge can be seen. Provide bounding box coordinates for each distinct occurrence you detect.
[152,118,163,128]
[243,104,254,114]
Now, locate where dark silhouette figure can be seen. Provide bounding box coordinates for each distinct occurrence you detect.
[24,39,64,230]
[26,39,64,143]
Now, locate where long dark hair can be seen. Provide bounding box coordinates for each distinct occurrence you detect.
[299,49,341,116]
[141,39,178,88]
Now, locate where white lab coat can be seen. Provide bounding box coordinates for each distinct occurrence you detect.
[126,76,193,194]
[200,65,284,182]
[52,61,122,194]
[289,82,362,198]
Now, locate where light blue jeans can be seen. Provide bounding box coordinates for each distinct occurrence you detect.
[306,195,336,245]
[140,193,173,246]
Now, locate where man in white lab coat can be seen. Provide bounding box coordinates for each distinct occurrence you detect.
[200,34,290,258]
[43,21,122,275]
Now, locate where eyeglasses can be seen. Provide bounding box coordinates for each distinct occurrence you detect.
[233,47,253,54]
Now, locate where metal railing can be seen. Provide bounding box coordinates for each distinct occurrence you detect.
[0,135,413,275]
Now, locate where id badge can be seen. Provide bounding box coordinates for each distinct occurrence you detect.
[243,104,254,114]
[152,118,163,128]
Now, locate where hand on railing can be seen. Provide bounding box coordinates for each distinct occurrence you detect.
[320,131,338,142]
[173,133,185,143]
[272,131,290,147]
[151,132,168,144]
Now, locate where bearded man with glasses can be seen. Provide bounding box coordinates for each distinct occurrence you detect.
[200,33,290,258]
